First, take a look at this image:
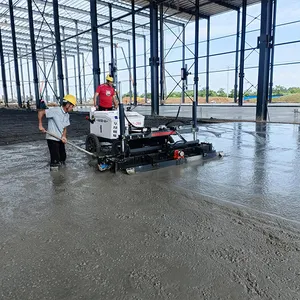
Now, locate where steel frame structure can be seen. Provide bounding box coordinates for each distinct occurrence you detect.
[0,0,289,122]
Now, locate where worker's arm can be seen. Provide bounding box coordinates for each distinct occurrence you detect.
[61,127,67,144]
[38,109,46,132]
[113,95,118,109]
[93,92,99,108]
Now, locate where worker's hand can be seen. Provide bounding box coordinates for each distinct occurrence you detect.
[39,125,46,133]
[61,137,67,144]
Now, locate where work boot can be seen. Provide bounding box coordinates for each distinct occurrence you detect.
[98,163,110,172]
[50,163,60,171]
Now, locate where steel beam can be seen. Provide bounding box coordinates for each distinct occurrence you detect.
[19,48,26,103]
[73,56,78,100]
[127,40,133,104]
[90,0,100,92]
[52,0,64,104]
[51,35,58,101]
[25,45,32,100]
[269,0,277,103]
[101,47,106,83]
[150,0,159,115]
[9,0,22,107]
[238,0,247,106]
[0,30,8,106]
[193,0,200,128]
[209,0,239,10]
[81,53,86,102]
[41,37,49,102]
[62,27,69,94]
[256,0,273,121]
[143,36,147,104]
[109,4,115,81]
[234,9,241,103]
[206,17,210,103]
[132,0,137,106]
[8,54,13,102]
[75,21,82,104]
[96,0,183,27]
[27,0,41,108]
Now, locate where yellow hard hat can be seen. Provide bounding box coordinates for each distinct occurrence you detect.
[63,94,77,106]
[106,74,113,82]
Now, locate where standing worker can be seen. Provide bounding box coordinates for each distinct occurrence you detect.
[38,94,77,171]
[93,74,119,110]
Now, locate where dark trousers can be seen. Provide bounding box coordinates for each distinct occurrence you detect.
[97,106,113,111]
[47,139,66,166]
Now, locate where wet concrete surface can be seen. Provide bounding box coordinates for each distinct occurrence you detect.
[1,109,300,299]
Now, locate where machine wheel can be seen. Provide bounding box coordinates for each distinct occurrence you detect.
[86,134,101,155]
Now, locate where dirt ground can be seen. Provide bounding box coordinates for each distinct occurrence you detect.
[1,108,300,299]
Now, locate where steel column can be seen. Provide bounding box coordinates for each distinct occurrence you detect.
[256,0,273,121]
[143,36,147,104]
[75,21,82,104]
[51,35,58,101]
[269,0,277,103]
[62,26,69,94]
[193,0,200,128]
[42,37,49,102]
[19,48,26,103]
[25,45,32,100]
[127,40,133,104]
[132,0,138,106]
[206,17,210,103]
[52,0,64,104]
[0,29,8,106]
[101,47,106,82]
[159,3,165,105]
[90,0,100,91]
[234,9,241,103]
[181,24,186,104]
[150,0,159,115]
[27,0,40,108]
[81,53,86,102]
[9,0,22,107]
[238,0,247,106]
[8,54,14,102]
[73,56,78,100]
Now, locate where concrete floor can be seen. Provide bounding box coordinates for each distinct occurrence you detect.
[133,104,300,123]
[1,109,300,299]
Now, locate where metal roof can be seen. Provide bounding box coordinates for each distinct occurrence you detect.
[0,0,262,60]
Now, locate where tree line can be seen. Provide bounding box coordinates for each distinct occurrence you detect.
[122,85,300,99]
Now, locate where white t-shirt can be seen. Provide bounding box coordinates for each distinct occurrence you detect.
[45,107,70,141]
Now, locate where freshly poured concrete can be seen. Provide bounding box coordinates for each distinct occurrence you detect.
[1,110,300,299]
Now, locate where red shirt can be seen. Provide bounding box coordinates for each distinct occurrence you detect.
[96,84,115,108]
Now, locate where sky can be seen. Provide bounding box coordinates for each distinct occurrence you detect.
[1,0,300,102]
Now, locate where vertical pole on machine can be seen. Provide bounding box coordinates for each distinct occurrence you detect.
[143,36,147,104]
[150,0,159,115]
[128,40,133,105]
[42,37,49,102]
[159,3,165,105]
[181,24,186,104]
[132,0,137,106]
[193,0,200,139]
